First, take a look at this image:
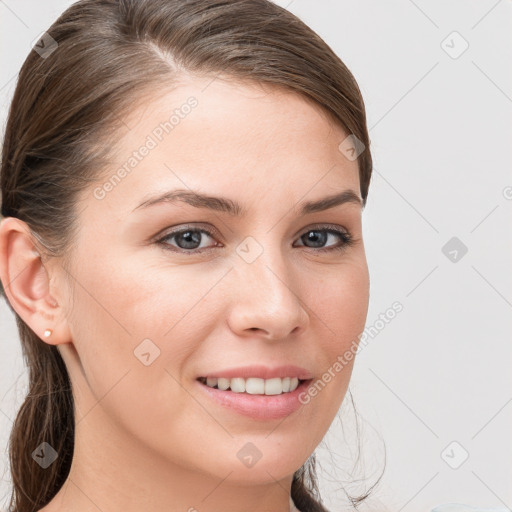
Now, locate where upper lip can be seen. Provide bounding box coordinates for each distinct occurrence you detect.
[198,364,313,381]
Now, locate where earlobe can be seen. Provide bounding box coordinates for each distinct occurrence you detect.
[0,217,71,346]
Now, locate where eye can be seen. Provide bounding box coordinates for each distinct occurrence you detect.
[155,224,355,254]
[156,225,220,254]
[294,225,355,253]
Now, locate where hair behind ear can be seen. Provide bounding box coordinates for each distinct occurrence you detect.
[7,318,74,512]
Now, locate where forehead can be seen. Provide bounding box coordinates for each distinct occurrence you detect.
[88,76,361,215]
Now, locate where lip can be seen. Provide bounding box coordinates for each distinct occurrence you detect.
[196,377,313,420]
[197,364,314,380]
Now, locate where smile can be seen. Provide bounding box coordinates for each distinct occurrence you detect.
[196,376,313,420]
[197,376,303,395]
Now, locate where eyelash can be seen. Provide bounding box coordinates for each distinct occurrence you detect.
[155,224,356,255]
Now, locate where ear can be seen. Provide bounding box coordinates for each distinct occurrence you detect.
[0,216,72,346]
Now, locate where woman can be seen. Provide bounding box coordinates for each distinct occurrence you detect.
[0,1,379,511]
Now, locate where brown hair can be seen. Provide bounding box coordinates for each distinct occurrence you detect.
[0,1,378,510]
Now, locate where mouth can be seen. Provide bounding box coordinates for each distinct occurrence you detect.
[196,376,313,420]
[196,376,310,395]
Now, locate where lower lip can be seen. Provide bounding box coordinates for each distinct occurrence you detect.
[196,379,312,420]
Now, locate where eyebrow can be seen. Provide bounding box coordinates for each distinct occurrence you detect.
[132,188,362,216]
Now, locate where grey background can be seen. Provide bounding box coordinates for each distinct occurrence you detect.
[1,1,511,511]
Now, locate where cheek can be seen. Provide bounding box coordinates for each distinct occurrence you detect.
[71,248,208,335]
[64,260,202,437]
[303,260,369,394]
[310,260,370,345]
[66,254,225,387]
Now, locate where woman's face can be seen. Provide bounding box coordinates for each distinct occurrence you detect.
[57,76,369,484]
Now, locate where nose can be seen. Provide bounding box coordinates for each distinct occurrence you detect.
[227,246,310,341]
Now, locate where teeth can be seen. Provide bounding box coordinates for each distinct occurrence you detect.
[217,377,230,390]
[201,376,301,395]
[230,378,245,393]
[206,377,218,388]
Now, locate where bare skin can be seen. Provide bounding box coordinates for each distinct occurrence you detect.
[0,75,369,512]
